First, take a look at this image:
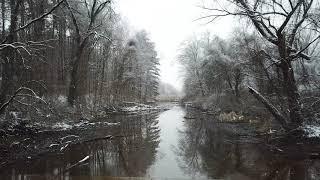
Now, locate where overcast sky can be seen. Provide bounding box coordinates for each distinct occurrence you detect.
[117,0,236,91]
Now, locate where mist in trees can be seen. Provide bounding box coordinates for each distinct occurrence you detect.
[158,82,181,101]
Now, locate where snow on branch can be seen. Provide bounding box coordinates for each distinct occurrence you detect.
[0,86,51,114]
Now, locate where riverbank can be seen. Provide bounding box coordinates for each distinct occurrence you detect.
[182,100,320,139]
[2,104,320,179]
[0,102,170,170]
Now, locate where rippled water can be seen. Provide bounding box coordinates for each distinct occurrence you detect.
[1,104,320,179]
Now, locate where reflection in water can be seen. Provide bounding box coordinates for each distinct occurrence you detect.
[2,105,320,180]
[2,111,161,179]
[146,105,192,179]
[176,108,320,180]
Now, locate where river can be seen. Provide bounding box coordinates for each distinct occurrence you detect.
[1,104,320,179]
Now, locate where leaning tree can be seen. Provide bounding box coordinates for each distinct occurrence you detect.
[202,0,320,130]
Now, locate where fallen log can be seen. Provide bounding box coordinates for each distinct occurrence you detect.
[62,155,90,174]
[248,86,289,130]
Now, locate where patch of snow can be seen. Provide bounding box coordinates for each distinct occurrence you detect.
[60,135,79,141]
[104,122,120,126]
[122,106,141,112]
[60,144,69,151]
[52,122,72,130]
[52,120,120,130]
[120,103,157,112]
[57,95,67,104]
[49,144,59,148]
[303,125,320,137]
[75,121,120,127]
[74,120,90,127]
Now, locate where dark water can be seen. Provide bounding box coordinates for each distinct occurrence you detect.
[1,105,320,179]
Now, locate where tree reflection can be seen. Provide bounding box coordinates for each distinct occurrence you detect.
[114,112,161,177]
[176,108,320,180]
[4,112,161,180]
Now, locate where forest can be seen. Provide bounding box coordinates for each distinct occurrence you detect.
[1,0,320,179]
[0,0,162,170]
[0,0,160,115]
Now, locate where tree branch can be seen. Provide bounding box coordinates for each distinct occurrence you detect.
[248,86,289,130]
[277,0,303,35]
[1,0,66,44]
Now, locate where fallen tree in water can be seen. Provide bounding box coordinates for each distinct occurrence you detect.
[248,86,289,130]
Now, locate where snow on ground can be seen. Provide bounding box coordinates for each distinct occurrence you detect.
[52,121,120,130]
[50,102,162,130]
[303,125,320,137]
[52,122,73,130]
[74,121,120,127]
[120,103,158,112]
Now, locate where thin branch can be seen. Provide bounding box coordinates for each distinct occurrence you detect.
[0,87,37,114]
[290,35,320,59]
[277,0,303,35]
[1,0,66,44]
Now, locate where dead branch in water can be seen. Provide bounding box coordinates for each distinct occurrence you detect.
[248,86,289,130]
[62,155,90,174]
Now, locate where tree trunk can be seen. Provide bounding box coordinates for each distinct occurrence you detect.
[278,34,303,128]
[67,43,86,105]
[0,0,22,114]
[234,68,242,102]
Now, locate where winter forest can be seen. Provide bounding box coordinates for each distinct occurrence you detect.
[0,0,159,112]
[181,0,320,131]
[1,0,320,179]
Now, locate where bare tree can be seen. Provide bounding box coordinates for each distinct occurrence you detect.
[65,0,111,105]
[202,0,320,129]
[179,37,208,97]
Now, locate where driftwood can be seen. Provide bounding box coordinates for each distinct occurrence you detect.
[248,86,289,130]
[62,155,90,174]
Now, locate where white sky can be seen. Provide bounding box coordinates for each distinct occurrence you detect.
[117,0,236,91]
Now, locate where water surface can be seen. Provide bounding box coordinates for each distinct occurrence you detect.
[1,104,320,179]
